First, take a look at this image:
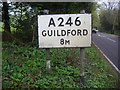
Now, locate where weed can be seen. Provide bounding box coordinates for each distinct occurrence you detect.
[2,42,119,88]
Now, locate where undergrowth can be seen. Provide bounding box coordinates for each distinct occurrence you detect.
[2,42,119,88]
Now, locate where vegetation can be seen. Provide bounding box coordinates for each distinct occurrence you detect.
[1,1,119,89]
[0,22,3,32]
[1,2,97,43]
[2,42,119,88]
[99,2,119,35]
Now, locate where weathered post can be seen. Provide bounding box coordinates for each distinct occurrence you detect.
[43,10,51,70]
[80,47,85,84]
[46,48,51,69]
[80,10,85,85]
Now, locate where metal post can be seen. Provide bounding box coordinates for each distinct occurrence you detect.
[46,48,51,69]
[80,47,85,84]
[80,10,85,85]
[43,9,51,70]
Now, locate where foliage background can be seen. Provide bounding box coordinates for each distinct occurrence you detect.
[2,42,119,88]
[1,1,120,88]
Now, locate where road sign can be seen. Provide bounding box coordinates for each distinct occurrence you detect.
[38,14,91,48]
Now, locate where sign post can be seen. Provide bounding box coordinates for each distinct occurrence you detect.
[38,13,91,81]
[80,10,85,85]
[46,48,51,69]
[43,10,51,70]
[80,47,85,84]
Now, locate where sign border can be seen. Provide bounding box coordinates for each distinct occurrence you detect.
[38,14,92,48]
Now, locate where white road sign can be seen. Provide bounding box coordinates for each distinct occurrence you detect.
[38,14,91,48]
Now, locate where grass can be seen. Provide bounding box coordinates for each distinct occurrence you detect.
[85,45,119,88]
[101,30,120,36]
[114,30,120,36]
[2,42,119,88]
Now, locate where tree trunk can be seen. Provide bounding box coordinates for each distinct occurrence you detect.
[112,24,115,34]
[2,2,11,33]
[2,2,12,42]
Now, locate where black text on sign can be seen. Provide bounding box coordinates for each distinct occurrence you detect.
[38,14,91,48]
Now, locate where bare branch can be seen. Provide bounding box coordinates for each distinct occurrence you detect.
[103,2,118,10]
